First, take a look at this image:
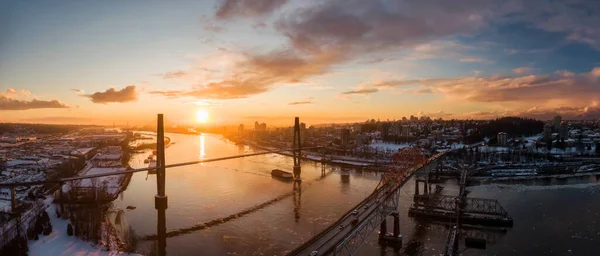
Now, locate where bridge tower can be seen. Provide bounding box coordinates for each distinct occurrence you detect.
[292,117,302,183]
[155,114,168,256]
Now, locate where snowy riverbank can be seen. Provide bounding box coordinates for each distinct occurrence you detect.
[29,197,140,256]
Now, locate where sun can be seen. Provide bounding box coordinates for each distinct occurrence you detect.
[195,109,210,123]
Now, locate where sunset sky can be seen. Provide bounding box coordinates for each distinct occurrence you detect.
[2,0,600,126]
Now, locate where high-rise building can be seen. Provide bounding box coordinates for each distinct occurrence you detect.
[355,133,364,146]
[552,115,562,131]
[238,124,244,137]
[353,123,362,133]
[402,126,411,138]
[389,122,402,136]
[300,122,307,144]
[497,132,507,146]
[432,130,442,141]
[559,122,569,139]
[340,128,350,148]
[543,124,552,141]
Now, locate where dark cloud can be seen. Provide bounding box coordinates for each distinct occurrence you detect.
[216,0,290,20]
[197,0,600,101]
[0,95,69,110]
[504,0,600,49]
[197,0,494,100]
[71,89,84,94]
[275,0,491,57]
[85,86,138,104]
[288,101,314,105]
[341,89,378,95]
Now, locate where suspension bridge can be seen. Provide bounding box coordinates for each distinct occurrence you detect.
[0,114,486,256]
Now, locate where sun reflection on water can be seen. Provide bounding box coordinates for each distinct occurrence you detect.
[200,133,205,160]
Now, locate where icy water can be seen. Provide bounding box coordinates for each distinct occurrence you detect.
[109,133,600,255]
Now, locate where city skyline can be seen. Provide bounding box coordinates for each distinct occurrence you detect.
[2,0,600,126]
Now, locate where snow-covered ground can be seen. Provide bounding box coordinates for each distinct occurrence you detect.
[478,146,510,152]
[449,142,465,149]
[79,167,126,196]
[533,146,597,155]
[29,197,140,256]
[368,142,411,151]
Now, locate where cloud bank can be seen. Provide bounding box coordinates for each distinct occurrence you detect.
[0,88,68,110]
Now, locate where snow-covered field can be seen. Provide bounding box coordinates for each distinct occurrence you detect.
[29,197,140,256]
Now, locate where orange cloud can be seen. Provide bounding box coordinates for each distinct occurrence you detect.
[85,85,138,104]
[513,67,530,74]
[288,101,315,105]
[153,49,339,100]
[161,71,186,79]
[367,67,600,104]
[341,88,378,95]
[0,95,68,110]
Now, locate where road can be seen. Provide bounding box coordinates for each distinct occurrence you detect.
[289,184,394,255]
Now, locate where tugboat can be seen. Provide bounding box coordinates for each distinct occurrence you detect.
[271,169,293,181]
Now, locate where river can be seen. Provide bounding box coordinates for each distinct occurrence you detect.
[109,133,600,255]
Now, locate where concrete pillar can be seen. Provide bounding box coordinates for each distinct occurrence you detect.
[415,180,420,196]
[59,182,65,215]
[380,218,387,235]
[293,165,301,181]
[58,182,64,200]
[393,214,400,237]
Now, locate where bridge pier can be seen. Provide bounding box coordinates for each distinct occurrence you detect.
[392,212,400,237]
[10,186,17,213]
[414,179,430,203]
[415,179,429,196]
[379,213,403,248]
